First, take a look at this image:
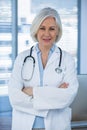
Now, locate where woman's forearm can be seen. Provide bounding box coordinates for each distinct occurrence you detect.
[22,82,68,97]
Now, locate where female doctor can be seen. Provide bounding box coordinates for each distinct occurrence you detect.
[8,7,79,130]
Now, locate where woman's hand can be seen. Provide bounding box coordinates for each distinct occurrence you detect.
[22,87,33,96]
[59,82,69,88]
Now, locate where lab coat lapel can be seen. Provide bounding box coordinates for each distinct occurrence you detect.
[46,47,60,68]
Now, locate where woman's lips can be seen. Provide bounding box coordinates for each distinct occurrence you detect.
[43,38,51,42]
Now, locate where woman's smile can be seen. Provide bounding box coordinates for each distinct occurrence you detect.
[42,37,51,42]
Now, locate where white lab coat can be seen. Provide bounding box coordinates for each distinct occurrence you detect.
[8,45,79,130]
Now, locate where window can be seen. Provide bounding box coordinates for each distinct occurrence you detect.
[0,0,12,94]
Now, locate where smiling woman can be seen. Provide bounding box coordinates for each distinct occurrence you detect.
[1,1,87,130]
[8,7,79,130]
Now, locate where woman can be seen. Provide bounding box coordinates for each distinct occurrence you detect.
[8,7,79,130]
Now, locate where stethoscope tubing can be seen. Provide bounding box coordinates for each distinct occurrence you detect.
[58,47,62,67]
[23,46,35,64]
[21,46,62,81]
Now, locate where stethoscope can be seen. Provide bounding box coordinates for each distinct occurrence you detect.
[21,46,62,81]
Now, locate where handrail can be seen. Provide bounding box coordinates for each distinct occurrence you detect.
[71,121,87,128]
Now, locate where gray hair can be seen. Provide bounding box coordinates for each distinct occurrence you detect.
[30,7,62,43]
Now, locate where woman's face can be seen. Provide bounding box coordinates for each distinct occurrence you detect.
[37,17,58,48]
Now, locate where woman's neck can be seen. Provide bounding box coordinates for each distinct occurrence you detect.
[38,44,52,68]
[38,44,52,55]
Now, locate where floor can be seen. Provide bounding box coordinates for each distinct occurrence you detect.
[0,117,87,130]
[72,129,87,130]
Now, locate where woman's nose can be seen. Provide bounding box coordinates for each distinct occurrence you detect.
[45,29,50,36]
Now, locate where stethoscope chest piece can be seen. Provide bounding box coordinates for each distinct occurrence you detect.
[55,67,62,74]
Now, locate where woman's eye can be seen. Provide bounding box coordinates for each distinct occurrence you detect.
[50,28,55,30]
[39,27,55,31]
[39,27,45,30]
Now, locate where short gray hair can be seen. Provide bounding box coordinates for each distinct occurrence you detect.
[30,7,62,43]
